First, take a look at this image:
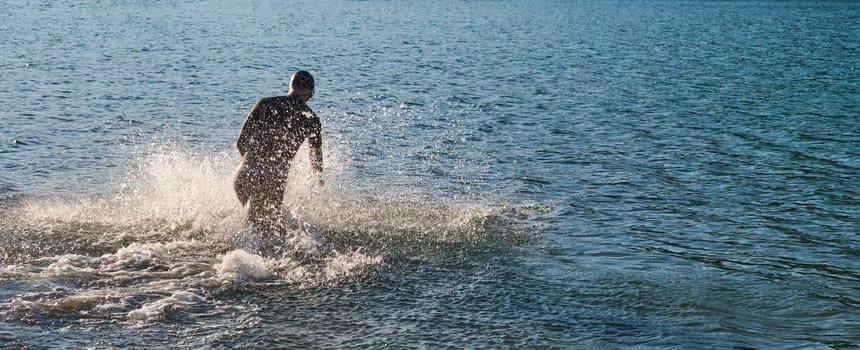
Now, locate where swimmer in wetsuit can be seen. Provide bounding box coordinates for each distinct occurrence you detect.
[233,71,323,232]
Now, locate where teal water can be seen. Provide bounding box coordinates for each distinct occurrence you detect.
[1,0,858,348]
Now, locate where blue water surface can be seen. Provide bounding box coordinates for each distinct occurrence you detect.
[1,0,858,348]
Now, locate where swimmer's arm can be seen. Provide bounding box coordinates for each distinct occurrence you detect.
[236,118,251,156]
[237,100,265,156]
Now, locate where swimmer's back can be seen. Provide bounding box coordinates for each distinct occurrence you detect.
[238,95,321,171]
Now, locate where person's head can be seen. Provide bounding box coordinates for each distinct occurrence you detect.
[289,71,315,102]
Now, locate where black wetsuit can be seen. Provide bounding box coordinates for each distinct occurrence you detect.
[233,94,322,227]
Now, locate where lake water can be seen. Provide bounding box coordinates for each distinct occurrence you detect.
[1,0,858,348]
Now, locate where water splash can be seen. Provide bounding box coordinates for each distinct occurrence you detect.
[19,149,243,234]
[7,144,512,258]
[0,144,528,328]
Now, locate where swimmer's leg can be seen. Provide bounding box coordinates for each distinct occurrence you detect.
[246,183,286,257]
[233,165,253,206]
[246,180,286,234]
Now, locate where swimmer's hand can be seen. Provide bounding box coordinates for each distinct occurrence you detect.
[318,179,325,187]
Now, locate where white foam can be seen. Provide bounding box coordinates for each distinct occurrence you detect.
[127,291,204,322]
[324,249,382,281]
[268,257,308,282]
[282,226,323,256]
[213,249,273,282]
[43,254,97,277]
[210,247,382,285]
[99,241,184,272]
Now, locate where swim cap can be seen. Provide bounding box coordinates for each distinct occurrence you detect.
[290,71,314,91]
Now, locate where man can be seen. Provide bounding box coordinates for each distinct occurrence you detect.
[233,71,324,232]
